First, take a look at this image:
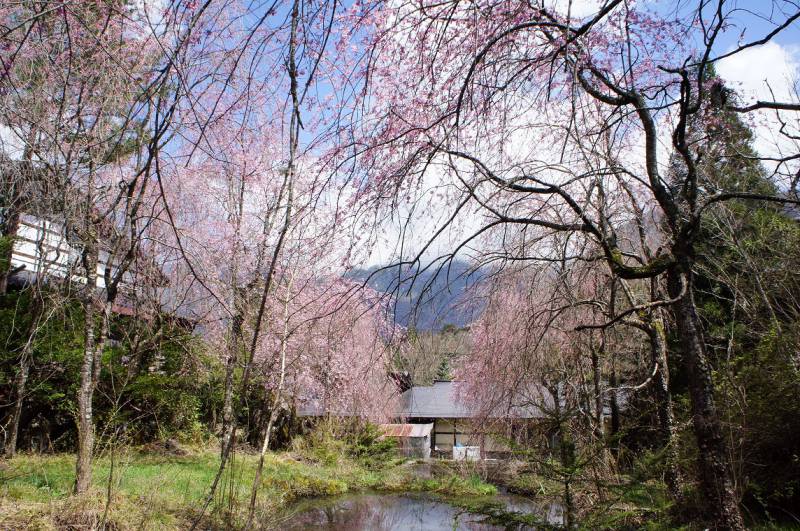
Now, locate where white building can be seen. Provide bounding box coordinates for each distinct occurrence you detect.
[9,213,137,291]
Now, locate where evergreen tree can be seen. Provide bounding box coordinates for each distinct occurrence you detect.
[681,70,800,517]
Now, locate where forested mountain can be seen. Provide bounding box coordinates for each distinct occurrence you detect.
[348,260,485,330]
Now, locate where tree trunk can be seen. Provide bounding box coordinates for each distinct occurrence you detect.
[220,310,242,459]
[5,293,45,457]
[75,239,99,494]
[590,340,604,440]
[551,383,575,529]
[668,266,744,530]
[247,274,293,526]
[608,355,620,456]
[5,340,33,458]
[125,332,143,382]
[647,315,684,502]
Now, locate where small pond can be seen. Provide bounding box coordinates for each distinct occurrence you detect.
[276,492,563,530]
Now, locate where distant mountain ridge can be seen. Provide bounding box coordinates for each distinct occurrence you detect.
[347,260,486,330]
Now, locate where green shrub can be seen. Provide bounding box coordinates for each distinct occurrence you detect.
[346,422,398,468]
[0,290,221,451]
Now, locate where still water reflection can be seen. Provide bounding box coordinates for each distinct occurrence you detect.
[278,492,562,530]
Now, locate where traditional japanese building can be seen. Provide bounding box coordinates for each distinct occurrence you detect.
[398,380,546,458]
[298,380,553,459]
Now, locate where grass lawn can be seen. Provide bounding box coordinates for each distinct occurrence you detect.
[0,447,499,529]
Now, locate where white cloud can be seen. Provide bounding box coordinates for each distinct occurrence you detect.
[359,162,483,268]
[718,41,800,168]
[544,0,608,19]
[717,41,799,103]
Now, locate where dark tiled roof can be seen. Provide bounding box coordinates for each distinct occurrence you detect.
[399,381,545,419]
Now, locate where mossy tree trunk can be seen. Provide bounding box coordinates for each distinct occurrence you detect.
[668,263,744,530]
